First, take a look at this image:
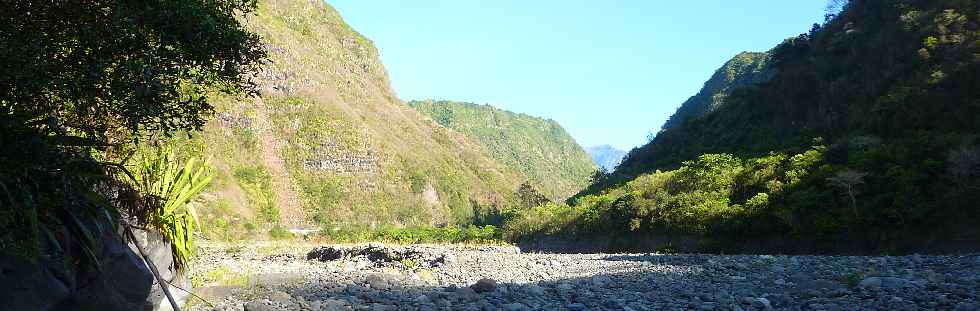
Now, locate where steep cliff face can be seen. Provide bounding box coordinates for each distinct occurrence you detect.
[191,0,524,235]
[409,100,596,200]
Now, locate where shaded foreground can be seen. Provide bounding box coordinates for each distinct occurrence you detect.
[188,242,980,310]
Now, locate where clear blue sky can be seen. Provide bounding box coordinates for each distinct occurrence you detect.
[329,1,829,150]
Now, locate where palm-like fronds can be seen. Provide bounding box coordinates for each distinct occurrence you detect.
[133,144,212,270]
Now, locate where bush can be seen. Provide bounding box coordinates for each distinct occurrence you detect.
[319,225,503,244]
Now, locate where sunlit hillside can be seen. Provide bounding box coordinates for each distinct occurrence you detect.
[186,0,526,238]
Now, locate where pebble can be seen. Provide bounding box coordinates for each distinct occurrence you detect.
[187,242,980,311]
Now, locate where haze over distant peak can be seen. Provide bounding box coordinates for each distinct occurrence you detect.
[586,144,626,172]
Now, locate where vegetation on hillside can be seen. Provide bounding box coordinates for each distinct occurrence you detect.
[190,1,528,239]
[0,0,264,262]
[659,52,773,131]
[408,100,596,200]
[538,0,979,253]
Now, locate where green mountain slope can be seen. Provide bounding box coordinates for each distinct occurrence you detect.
[526,0,980,253]
[578,51,772,196]
[185,0,525,237]
[408,100,596,200]
[659,52,773,131]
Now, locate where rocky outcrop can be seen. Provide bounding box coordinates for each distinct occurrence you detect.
[0,220,188,311]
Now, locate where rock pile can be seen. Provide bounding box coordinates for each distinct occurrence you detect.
[190,242,980,311]
[306,244,462,269]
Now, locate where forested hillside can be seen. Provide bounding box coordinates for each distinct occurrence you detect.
[518,0,980,253]
[184,0,527,238]
[408,100,596,200]
[659,52,773,131]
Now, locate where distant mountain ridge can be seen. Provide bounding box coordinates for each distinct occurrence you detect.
[586,145,626,172]
[408,100,596,200]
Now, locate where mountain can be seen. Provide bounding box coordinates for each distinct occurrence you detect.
[408,100,596,201]
[615,0,979,183]
[187,0,526,237]
[528,0,980,253]
[585,145,627,172]
[659,52,773,131]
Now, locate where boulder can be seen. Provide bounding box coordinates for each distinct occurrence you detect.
[0,218,188,311]
[470,278,497,293]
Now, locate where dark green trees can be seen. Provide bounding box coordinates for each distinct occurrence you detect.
[561,0,979,253]
[1,0,265,259]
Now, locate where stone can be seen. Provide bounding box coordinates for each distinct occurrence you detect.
[0,223,190,311]
[454,287,479,301]
[269,291,292,302]
[470,278,497,293]
[323,298,348,311]
[370,304,397,311]
[365,274,389,290]
[567,302,588,311]
[591,275,613,287]
[556,283,575,292]
[244,300,274,311]
[754,297,773,311]
[879,277,912,289]
[858,277,883,290]
[954,302,979,311]
[740,296,756,305]
[525,284,546,296]
[925,270,946,283]
[503,302,529,311]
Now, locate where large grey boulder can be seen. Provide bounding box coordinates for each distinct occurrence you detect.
[0,219,188,311]
[129,229,192,311]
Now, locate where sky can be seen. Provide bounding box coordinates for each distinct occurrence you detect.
[329,1,829,150]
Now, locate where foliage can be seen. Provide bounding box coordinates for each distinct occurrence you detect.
[409,100,596,200]
[190,1,528,233]
[132,144,212,269]
[319,225,503,244]
[233,166,279,223]
[514,182,551,209]
[0,0,264,263]
[507,140,977,252]
[659,52,773,132]
[500,202,586,241]
[572,0,979,253]
[268,225,292,240]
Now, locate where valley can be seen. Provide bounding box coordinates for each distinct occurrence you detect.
[2,0,978,310]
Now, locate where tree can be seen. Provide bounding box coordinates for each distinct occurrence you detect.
[589,168,610,185]
[825,0,849,15]
[827,169,868,218]
[0,0,265,261]
[946,146,980,191]
[515,182,550,209]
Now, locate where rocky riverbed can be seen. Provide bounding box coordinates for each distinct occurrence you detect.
[186,242,980,310]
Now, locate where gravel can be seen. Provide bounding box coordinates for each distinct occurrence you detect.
[188,242,980,310]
